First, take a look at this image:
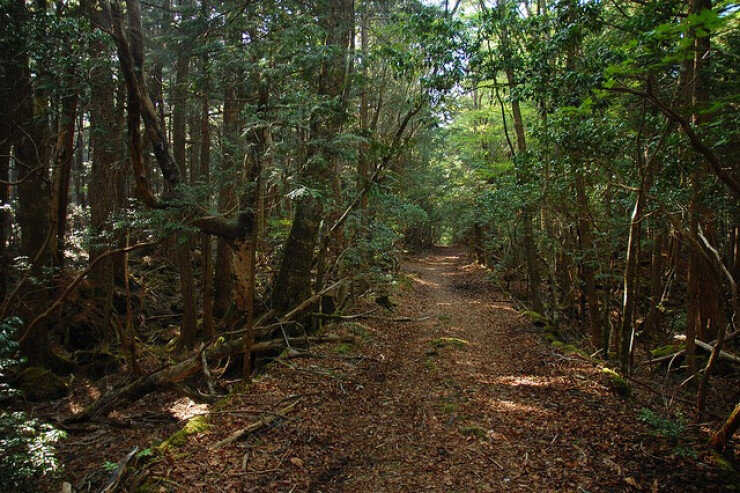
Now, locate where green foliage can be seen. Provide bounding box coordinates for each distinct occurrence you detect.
[638,408,686,440]
[0,318,66,491]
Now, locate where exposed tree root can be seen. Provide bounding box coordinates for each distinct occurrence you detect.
[65,333,353,423]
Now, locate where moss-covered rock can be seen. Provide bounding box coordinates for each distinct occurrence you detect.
[15,367,68,401]
[157,415,210,451]
[602,367,631,398]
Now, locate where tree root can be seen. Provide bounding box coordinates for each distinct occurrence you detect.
[65,334,353,423]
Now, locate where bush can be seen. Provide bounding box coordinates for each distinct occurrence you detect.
[0,318,66,491]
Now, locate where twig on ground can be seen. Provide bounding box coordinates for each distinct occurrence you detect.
[214,398,303,448]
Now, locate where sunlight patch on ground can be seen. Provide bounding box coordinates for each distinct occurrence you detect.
[479,375,566,389]
[68,384,101,414]
[495,375,557,387]
[412,277,440,288]
[169,397,209,421]
[488,399,545,415]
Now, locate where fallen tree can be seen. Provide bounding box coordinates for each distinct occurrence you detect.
[674,333,740,366]
[66,282,348,423]
[66,333,353,423]
[641,330,740,367]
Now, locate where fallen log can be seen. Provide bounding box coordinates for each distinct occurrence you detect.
[65,283,347,423]
[675,334,740,365]
[640,330,740,367]
[65,334,353,423]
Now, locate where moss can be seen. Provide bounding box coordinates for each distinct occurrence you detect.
[543,331,558,343]
[458,424,487,438]
[333,343,354,354]
[429,337,468,349]
[440,402,458,414]
[212,379,256,412]
[549,338,600,363]
[602,368,631,398]
[157,415,210,451]
[712,451,740,488]
[341,322,373,342]
[15,367,68,401]
[650,344,685,358]
[521,310,550,327]
[562,344,591,359]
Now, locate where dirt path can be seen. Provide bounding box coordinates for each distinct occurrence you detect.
[143,247,722,492]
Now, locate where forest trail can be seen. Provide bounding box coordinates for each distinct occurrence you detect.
[144,247,716,492]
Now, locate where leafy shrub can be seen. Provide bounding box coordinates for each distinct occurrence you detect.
[0,318,66,491]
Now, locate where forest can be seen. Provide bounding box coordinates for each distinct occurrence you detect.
[0,0,738,491]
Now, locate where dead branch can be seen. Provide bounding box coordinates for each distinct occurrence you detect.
[214,398,302,448]
[66,328,350,423]
[639,330,739,367]
[675,335,740,365]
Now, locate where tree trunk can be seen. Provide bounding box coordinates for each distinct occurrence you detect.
[644,231,666,336]
[171,48,197,350]
[574,171,602,349]
[198,17,214,339]
[48,90,78,268]
[272,0,354,314]
[710,403,740,453]
[213,84,238,317]
[89,45,117,334]
[14,9,50,268]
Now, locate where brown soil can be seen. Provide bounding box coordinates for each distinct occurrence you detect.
[52,247,733,491]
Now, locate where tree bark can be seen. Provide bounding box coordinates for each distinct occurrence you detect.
[89,44,117,333]
[14,0,51,269]
[198,11,214,339]
[710,403,740,453]
[48,90,78,268]
[213,83,238,317]
[574,171,602,349]
[171,45,197,350]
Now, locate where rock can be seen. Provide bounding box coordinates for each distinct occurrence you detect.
[15,367,68,401]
